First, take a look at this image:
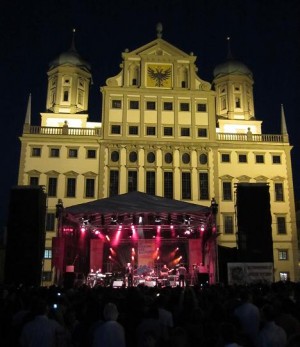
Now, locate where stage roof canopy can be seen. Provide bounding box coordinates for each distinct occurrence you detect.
[64,191,211,227]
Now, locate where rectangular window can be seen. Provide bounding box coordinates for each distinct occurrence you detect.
[129,126,139,135]
[29,176,39,186]
[112,100,122,108]
[224,215,234,234]
[272,155,281,164]
[68,149,78,158]
[238,154,247,163]
[278,250,288,260]
[146,171,156,195]
[197,103,207,112]
[223,182,232,201]
[181,128,190,137]
[163,102,173,111]
[67,178,76,197]
[111,125,121,134]
[221,154,230,163]
[85,178,95,198]
[146,126,156,136]
[46,213,55,231]
[48,177,57,197]
[44,249,52,259]
[63,89,69,102]
[32,147,41,157]
[255,154,264,163]
[164,127,173,136]
[279,272,289,281]
[180,102,190,111]
[128,171,138,192]
[199,172,209,200]
[50,148,60,158]
[146,101,156,110]
[277,216,287,234]
[87,149,96,158]
[182,172,191,199]
[109,170,119,197]
[164,172,173,199]
[129,100,139,109]
[198,128,207,138]
[275,183,284,201]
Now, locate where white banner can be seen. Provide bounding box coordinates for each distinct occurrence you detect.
[227,262,273,285]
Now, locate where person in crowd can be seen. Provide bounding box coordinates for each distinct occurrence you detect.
[177,264,187,288]
[125,263,133,287]
[92,302,126,347]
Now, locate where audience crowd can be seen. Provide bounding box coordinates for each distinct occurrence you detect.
[1,280,300,347]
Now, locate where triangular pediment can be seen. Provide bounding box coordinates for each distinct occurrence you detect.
[237,175,251,182]
[254,175,268,182]
[83,171,97,177]
[27,169,41,175]
[219,175,234,180]
[124,38,193,60]
[64,171,79,176]
[45,170,60,176]
[271,176,285,181]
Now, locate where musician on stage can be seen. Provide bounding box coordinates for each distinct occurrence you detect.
[160,264,170,278]
[125,262,133,287]
[177,263,187,288]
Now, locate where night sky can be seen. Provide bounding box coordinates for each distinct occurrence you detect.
[1,0,300,229]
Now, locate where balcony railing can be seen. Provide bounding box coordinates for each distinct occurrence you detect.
[24,125,101,136]
[217,133,287,143]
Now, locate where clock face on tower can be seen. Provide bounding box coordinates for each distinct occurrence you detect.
[147,64,172,88]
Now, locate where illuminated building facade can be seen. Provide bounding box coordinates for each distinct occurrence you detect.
[17,27,298,284]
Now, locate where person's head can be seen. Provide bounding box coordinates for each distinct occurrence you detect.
[103,302,119,321]
[261,303,276,322]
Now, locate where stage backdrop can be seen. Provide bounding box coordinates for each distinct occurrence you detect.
[90,239,104,272]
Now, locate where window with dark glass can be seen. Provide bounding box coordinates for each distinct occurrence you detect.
[223,182,232,200]
[255,154,264,163]
[221,154,230,163]
[129,100,139,109]
[111,151,119,162]
[199,172,209,200]
[199,153,208,165]
[238,154,247,163]
[147,152,155,163]
[129,151,138,163]
[48,177,57,197]
[85,178,95,198]
[180,103,189,111]
[197,103,207,112]
[111,125,121,134]
[50,148,60,157]
[146,171,156,195]
[198,128,207,137]
[275,183,284,201]
[163,127,173,136]
[42,272,52,282]
[30,176,39,186]
[68,149,78,158]
[146,126,156,135]
[224,215,234,234]
[182,172,191,199]
[87,149,96,158]
[32,147,41,157]
[181,128,190,137]
[63,90,69,102]
[146,101,156,110]
[164,172,173,199]
[165,153,173,164]
[182,153,190,164]
[163,102,173,110]
[46,213,55,231]
[129,126,139,135]
[128,171,137,192]
[112,100,122,108]
[272,155,281,164]
[277,216,286,234]
[109,170,119,196]
[67,178,76,197]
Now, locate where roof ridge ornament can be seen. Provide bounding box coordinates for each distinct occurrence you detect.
[156,22,163,38]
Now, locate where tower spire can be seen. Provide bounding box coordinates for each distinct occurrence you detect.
[281,104,289,141]
[70,28,76,52]
[23,93,31,133]
[156,23,163,38]
[226,36,233,60]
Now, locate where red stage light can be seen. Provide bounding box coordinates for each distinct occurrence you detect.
[80,226,86,233]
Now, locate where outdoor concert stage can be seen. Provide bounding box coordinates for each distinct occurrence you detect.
[52,192,218,285]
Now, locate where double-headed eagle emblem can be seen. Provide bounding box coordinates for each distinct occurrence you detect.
[147,66,171,87]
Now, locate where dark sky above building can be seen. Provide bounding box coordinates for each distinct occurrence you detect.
[1,0,300,228]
